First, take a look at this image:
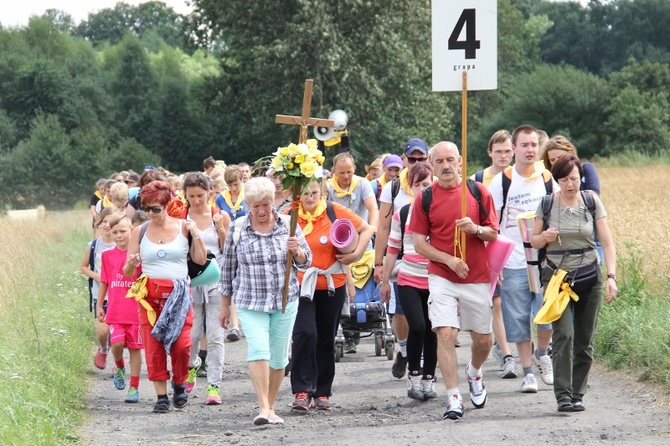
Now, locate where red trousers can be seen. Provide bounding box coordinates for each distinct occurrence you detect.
[139,297,193,384]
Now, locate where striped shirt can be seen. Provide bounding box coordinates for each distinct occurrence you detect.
[387,204,429,289]
[219,211,312,312]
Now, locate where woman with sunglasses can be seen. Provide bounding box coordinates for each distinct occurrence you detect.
[123,180,208,413]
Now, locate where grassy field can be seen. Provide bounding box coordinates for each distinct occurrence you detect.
[0,211,94,445]
[595,165,670,388]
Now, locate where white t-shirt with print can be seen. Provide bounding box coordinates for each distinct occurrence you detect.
[489,168,558,269]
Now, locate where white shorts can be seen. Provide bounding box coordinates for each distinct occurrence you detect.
[428,274,492,335]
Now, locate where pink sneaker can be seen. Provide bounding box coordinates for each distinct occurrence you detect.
[94,348,107,370]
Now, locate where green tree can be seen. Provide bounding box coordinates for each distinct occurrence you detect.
[75,1,188,52]
[470,64,609,160]
[0,114,100,209]
[192,0,455,166]
[105,137,161,173]
[109,34,158,152]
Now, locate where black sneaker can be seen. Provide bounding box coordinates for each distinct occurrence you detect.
[153,396,170,414]
[344,339,357,354]
[391,352,408,379]
[173,382,188,409]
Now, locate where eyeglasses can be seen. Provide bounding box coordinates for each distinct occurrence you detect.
[141,206,163,214]
[407,156,428,164]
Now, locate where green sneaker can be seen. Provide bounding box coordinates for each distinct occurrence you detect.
[206,384,222,405]
[113,366,126,390]
[125,386,139,403]
[184,356,200,394]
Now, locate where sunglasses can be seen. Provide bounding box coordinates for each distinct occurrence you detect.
[407,156,428,164]
[141,206,163,214]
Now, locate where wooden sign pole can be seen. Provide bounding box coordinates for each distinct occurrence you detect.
[460,71,468,262]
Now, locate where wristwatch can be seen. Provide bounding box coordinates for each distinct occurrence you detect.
[476,225,483,236]
[607,274,617,282]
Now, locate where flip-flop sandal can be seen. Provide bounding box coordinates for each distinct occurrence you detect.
[269,415,284,425]
[253,413,270,425]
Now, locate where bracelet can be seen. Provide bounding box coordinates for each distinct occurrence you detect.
[374,262,384,267]
[192,235,201,240]
[607,274,617,282]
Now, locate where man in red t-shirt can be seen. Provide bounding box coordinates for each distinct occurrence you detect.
[409,141,499,420]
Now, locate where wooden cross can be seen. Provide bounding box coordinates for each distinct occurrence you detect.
[275,79,334,143]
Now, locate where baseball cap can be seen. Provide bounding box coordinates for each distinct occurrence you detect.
[383,154,404,169]
[404,138,428,155]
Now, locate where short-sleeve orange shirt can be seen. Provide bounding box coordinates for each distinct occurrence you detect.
[295,202,364,290]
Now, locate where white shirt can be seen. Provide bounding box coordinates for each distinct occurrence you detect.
[489,167,558,269]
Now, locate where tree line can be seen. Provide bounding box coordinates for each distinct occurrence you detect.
[1,0,669,209]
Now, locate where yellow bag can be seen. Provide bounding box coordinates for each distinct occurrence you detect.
[533,269,579,324]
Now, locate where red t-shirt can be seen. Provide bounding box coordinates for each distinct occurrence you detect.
[296,202,364,290]
[408,181,499,284]
[100,247,139,324]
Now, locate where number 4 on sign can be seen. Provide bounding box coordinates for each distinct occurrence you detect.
[448,9,480,59]
[432,0,497,92]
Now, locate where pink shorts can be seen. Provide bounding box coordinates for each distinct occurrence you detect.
[109,324,143,349]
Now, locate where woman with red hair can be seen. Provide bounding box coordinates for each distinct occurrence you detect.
[123,181,207,413]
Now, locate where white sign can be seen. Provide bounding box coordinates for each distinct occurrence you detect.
[432,0,497,91]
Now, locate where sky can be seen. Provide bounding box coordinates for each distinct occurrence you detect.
[0,0,194,28]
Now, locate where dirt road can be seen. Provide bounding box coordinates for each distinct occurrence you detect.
[81,333,670,446]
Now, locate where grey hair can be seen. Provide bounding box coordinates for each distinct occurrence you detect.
[243,177,275,204]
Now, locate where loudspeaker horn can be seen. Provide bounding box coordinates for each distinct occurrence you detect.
[328,109,348,131]
[314,109,348,141]
[314,125,334,141]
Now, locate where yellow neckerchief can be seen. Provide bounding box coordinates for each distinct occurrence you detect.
[298,198,327,235]
[513,162,546,182]
[208,197,216,208]
[102,196,112,208]
[378,174,389,190]
[350,250,375,288]
[329,175,362,202]
[533,269,579,324]
[399,168,413,196]
[95,190,103,200]
[222,187,245,213]
[125,274,157,326]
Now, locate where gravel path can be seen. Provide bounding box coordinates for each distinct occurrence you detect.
[81,332,670,445]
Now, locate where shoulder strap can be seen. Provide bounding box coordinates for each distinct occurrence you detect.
[325,201,336,223]
[541,194,554,231]
[233,216,247,246]
[500,167,513,224]
[139,221,149,244]
[421,185,433,222]
[542,170,553,194]
[391,177,400,201]
[474,169,484,183]
[466,178,489,220]
[398,203,411,259]
[88,239,98,312]
[580,190,597,234]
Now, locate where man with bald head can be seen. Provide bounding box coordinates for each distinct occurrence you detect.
[409,142,498,420]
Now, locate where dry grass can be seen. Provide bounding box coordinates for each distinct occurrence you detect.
[0,210,90,311]
[599,164,670,283]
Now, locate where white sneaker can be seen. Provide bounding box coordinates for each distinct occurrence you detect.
[443,394,464,420]
[521,373,539,393]
[407,374,424,400]
[501,356,518,379]
[421,377,437,400]
[532,353,554,385]
[465,364,487,408]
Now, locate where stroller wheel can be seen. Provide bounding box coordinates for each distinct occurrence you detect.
[375,334,383,356]
[385,341,394,360]
[335,343,343,362]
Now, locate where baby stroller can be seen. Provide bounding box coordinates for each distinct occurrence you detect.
[334,279,395,362]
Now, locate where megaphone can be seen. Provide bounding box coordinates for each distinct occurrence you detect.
[314,109,348,141]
